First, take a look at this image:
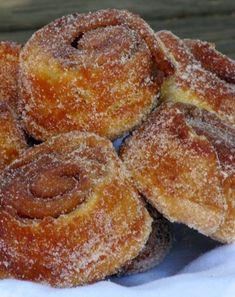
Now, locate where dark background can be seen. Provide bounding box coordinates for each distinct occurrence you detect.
[0,0,234,58]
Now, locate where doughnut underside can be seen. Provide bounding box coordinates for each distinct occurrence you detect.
[120,204,172,275]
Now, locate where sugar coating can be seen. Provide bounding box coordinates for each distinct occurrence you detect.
[0,41,21,111]
[185,39,235,85]
[156,31,235,125]
[168,103,235,242]
[0,131,152,287]
[0,102,27,171]
[121,102,230,238]
[18,9,173,141]
[187,111,235,242]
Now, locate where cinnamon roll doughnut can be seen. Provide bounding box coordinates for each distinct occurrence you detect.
[156,31,235,125]
[0,41,21,111]
[0,102,27,171]
[120,102,235,242]
[19,9,172,141]
[0,132,152,287]
[184,104,235,243]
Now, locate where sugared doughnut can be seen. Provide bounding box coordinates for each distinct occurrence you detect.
[120,204,172,275]
[0,42,21,111]
[155,31,235,125]
[182,104,235,243]
[0,132,152,287]
[19,9,172,141]
[120,102,235,241]
[0,102,27,171]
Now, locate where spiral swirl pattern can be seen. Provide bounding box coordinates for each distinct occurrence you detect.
[19,9,172,141]
[0,132,152,286]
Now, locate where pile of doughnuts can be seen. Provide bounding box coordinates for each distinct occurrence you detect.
[0,8,234,287]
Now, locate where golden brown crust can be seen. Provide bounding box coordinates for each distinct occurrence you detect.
[0,41,21,111]
[120,204,172,275]
[0,132,152,287]
[156,31,235,125]
[121,102,228,239]
[19,9,172,141]
[0,102,27,171]
[169,103,235,243]
[185,39,235,84]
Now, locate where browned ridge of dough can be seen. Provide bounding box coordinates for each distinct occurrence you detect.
[156,31,235,126]
[0,41,21,111]
[120,101,235,242]
[184,39,235,85]
[0,132,152,287]
[19,9,173,141]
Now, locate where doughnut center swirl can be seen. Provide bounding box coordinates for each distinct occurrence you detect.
[1,154,89,219]
[46,9,173,73]
[30,164,79,198]
[72,25,139,63]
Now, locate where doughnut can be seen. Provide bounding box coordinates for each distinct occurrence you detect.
[0,41,21,111]
[183,104,235,243]
[120,204,172,275]
[155,31,235,125]
[120,102,233,240]
[0,132,152,287]
[19,9,173,141]
[0,102,27,171]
